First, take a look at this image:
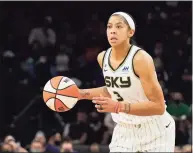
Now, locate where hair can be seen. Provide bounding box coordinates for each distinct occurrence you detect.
[45,129,57,141]
[62,136,72,143]
[110,12,136,30]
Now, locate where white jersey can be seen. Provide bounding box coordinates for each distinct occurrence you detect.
[102,45,167,124]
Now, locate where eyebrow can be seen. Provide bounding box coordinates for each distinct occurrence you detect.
[107,22,123,25]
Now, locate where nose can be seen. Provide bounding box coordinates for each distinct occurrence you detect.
[110,27,116,34]
[110,30,116,34]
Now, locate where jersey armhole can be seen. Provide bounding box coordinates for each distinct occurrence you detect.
[132,49,141,78]
[102,50,108,69]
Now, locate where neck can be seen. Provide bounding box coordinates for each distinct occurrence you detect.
[111,41,132,60]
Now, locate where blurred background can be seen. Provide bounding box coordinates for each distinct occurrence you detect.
[0,1,192,153]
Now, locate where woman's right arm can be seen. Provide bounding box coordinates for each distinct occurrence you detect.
[79,86,110,100]
[79,51,111,100]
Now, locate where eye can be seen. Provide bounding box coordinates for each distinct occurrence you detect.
[117,26,122,29]
[107,25,111,29]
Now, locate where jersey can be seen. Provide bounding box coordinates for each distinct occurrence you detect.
[102,45,167,124]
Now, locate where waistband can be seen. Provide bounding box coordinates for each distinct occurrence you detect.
[117,122,142,129]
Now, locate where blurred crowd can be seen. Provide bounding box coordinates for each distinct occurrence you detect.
[0,1,192,153]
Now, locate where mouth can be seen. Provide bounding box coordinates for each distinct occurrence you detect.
[110,37,118,40]
[111,37,117,40]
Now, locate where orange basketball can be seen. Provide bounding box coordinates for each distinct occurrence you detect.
[43,76,80,112]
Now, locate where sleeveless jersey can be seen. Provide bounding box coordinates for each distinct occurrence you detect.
[102,45,167,124]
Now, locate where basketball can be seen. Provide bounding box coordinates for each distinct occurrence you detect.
[43,76,80,112]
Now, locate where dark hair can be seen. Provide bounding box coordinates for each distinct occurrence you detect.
[130,36,137,45]
[45,129,57,140]
[62,136,72,143]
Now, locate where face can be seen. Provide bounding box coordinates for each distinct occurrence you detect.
[60,142,73,152]
[174,146,182,152]
[35,135,46,145]
[54,133,62,146]
[90,143,100,152]
[107,15,134,47]
[30,141,44,152]
[55,133,61,141]
[1,144,14,152]
[182,145,192,153]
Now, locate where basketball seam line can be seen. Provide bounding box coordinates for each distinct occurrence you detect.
[55,98,69,111]
[56,94,78,99]
[43,89,56,94]
[44,90,78,99]
[54,77,65,111]
[50,79,57,90]
[44,84,75,93]
[45,97,69,111]
[45,97,53,103]
[57,84,75,90]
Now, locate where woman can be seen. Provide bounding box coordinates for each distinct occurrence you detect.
[78,12,175,152]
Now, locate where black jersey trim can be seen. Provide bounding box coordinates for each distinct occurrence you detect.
[108,45,133,72]
[132,49,141,78]
[102,50,108,69]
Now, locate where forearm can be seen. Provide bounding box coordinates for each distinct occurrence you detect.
[120,101,165,116]
[79,86,111,100]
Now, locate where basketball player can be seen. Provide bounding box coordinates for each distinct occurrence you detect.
[78,12,175,152]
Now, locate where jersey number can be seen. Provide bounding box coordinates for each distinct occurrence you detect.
[113,91,124,101]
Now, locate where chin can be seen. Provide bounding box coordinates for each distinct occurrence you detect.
[110,43,121,47]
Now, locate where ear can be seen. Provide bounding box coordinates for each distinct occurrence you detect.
[128,29,135,38]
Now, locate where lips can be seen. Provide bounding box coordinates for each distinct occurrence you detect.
[110,37,117,40]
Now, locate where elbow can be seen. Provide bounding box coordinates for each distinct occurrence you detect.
[156,103,165,115]
[157,108,165,115]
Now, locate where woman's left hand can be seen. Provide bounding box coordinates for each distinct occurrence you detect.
[92,95,119,113]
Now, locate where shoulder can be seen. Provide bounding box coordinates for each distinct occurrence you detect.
[134,50,153,64]
[97,51,106,60]
[97,51,107,68]
[133,50,155,77]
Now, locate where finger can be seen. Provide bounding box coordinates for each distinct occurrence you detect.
[92,100,107,105]
[95,104,100,109]
[96,109,105,113]
[95,104,107,109]
[93,100,108,105]
[93,98,107,101]
[92,97,104,100]
[93,96,109,100]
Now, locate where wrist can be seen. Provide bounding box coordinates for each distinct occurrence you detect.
[119,103,125,112]
[78,89,83,100]
[115,102,124,113]
[118,102,131,114]
[78,89,89,100]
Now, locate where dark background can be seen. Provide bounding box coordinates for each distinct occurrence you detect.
[0,1,192,153]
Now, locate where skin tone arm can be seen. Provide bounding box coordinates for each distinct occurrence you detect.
[78,51,111,100]
[93,50,165,116]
